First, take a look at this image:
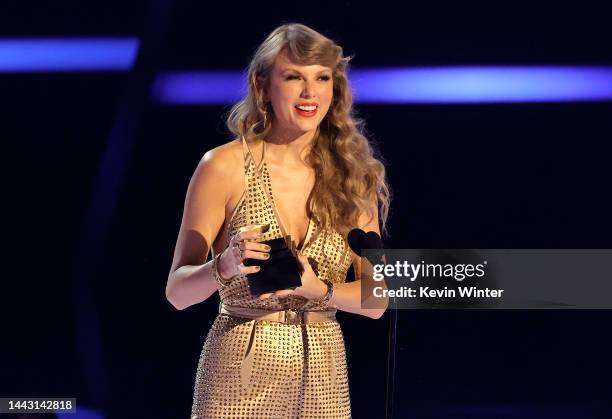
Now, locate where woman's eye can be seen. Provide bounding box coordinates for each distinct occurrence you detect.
[286,75,331,81]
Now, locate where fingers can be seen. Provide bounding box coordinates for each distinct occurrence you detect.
[258,288,295,300]
[238,229,263,242]
[234,238,270,262]
[296,251,312,273]
[238,262,261,275]
[238,223,270,235]
[236,222,269,242]
[242,249,270,260]
[240,241,271,253]
[274,289,294,298]
[221,224,271,279]
[227,228,261,251]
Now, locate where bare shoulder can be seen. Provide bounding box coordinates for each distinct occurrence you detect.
[186,138,244,207]
[198,137,243,173]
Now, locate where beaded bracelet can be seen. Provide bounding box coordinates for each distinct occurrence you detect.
[212,253,233,287]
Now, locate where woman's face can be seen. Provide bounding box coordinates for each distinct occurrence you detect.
[264,51,334,137]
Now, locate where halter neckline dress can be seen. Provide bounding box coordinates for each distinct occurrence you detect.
[190,138,355,418]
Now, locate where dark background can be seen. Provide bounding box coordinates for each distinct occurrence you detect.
[2,1,611,418]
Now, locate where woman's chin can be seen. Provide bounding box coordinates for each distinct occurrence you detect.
[294,122,320,133]
[275,119,321,136]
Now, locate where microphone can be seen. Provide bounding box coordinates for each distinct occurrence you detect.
[347,228,366,256]
[347,228,385,266]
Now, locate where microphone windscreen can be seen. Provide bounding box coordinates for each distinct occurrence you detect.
[363,231,385,265]
[347,228,366,255]
[364,231,383,249]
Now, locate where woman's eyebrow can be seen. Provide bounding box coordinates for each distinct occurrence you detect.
[281,68,332,75]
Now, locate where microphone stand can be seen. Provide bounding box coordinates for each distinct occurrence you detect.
[385,296,397,419]
[362,250,397,419]
[348,229,397,418]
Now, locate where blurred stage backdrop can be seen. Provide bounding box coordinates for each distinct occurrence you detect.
[2,1,611,418]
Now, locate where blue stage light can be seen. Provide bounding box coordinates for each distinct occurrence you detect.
[152,67,612,104]
[151,71,245,104]
[350,67,612,103]
[57,406,105,419]
[0,37,139,72]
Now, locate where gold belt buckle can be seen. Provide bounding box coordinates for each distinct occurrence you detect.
[283,309,303,325]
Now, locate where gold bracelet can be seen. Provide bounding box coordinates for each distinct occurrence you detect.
[212,253,232,287]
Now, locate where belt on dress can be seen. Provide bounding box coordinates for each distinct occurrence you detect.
[218,302,339,389]
[219,302,337,325]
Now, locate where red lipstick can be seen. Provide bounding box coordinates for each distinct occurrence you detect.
[294,102,319,117]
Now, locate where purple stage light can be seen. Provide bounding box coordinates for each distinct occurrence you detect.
[0,37,139,72]
[153,66,612,104]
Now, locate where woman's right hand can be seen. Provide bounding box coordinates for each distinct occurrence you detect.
[217,224,271,281]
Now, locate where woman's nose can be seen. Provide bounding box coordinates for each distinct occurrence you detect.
[300,80,315,98]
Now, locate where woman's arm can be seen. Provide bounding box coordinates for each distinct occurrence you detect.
[328,201,389,319]
[165,143,238,310]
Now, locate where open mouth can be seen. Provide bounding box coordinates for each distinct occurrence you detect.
[294,104,318,117]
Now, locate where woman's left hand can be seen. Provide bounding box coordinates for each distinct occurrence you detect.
[257,251,327,301]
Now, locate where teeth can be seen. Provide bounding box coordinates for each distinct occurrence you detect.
[296,105,317,111]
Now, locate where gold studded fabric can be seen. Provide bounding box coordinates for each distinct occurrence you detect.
[190,140,355,418]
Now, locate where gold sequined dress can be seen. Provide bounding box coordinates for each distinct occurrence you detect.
[190,139,355,418]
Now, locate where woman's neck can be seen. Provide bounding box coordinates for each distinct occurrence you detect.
[264,127,316,165]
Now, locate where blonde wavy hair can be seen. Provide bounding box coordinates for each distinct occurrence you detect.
[226,23,391,238]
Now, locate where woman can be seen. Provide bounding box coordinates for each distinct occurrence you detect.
[166,23,391,418]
